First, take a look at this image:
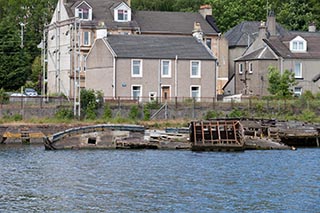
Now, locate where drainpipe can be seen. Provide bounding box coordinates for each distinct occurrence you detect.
[158,59,161,102]
[175,55,178,97]
[214,59,218,101]
[113,57,116,98]
[280,57,284,75]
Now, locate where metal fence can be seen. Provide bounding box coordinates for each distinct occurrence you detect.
[1,95,319,120]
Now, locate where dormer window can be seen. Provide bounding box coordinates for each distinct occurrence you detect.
[290,36,307,52]
[75,1,92,21]
[114,2,131,22]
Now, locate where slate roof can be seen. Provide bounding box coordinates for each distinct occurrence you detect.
[133,11,219,35]
[264,33,320,59]
[62,1,218,34]
[63,0,139,30]
[235,46,278,61]
[225,21,289,48]
[105,35,216,60]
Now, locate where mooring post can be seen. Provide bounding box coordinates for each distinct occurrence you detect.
[316,137,319,147]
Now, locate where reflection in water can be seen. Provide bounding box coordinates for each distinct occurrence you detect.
[0,145,319,212]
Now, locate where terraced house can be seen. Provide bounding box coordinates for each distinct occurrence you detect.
[46,0,226,101]
[85,35,216,102]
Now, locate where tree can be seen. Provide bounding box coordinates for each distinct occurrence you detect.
[267,66,297,98]
[0,0,57,91]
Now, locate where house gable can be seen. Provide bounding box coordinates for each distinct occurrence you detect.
[289,36,307,53]
[113,2,131,22]
[50,0,70,24]
[75,1,93,21]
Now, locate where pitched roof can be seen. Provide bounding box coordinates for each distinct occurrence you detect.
[133,11,218,35]
[104,35,216,60]
[225,21,288,47]
[264,33,320,59]
[63,0,139,30]
[235,46,278,61]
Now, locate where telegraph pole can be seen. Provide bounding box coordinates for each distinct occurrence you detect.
[20,22,25,48]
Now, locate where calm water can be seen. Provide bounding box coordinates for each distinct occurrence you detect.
[0,145,319,213]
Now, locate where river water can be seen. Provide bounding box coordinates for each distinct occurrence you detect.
[0,145,319,213]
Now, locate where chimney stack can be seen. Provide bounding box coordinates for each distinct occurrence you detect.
[199,4,212,19]
[127,0,131,7]
[192,22,203,41]
[308,22,316,32]
[267,10,276,36]
[258,21,267,40]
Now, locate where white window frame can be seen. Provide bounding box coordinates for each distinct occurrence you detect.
[294,87,302,97]
[117,9,128,21]
[249,62,253,74]
[83,31,91,46]
[294,62,302,78]
[149,92,157,102]
[114,3,131,22]
[132,85,142,101]
[131,59,142,77]
[161,60,171,78]
[290,36,307,52]
[75,2,92,20]
[239,63,243,74]
[190,61,201,78]
[190,85,201,102]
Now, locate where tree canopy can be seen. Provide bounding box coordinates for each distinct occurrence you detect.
[267,66,297,98]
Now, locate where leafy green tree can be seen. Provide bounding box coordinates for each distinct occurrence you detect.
[267,67,297,98]
[0,0,57,90]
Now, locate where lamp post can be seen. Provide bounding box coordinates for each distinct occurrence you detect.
[19,22,25,49]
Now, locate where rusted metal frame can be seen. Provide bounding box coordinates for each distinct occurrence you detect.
[217,121,221,144]
[193,122,197,145]
[232,121,238,145]
[209,122,213,145]
[201,121,205,144]
[224,120,229,144]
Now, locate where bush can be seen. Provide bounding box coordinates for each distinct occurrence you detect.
[85,101,97,120]
[228,108,248,118]
[204,110,223,119]
[55,108,73,120]
[3,113,23,121]
[0,88,9,104]
[102,104,112,120]
[129,105,139,120]
[143,105,151,121]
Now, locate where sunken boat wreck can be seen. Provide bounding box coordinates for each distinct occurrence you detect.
[43,124,190,150]
[42,117,318,151]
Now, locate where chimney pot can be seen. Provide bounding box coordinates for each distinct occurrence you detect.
[308,22,316,32]
[199,4,212,18]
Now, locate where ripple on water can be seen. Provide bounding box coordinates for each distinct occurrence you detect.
[0,146,319,212]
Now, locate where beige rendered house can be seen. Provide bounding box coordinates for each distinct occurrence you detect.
[46,0,226,98]
[85,35,217,102]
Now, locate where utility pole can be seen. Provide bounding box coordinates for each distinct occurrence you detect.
[240,62,250,95]
[20,22,25,48]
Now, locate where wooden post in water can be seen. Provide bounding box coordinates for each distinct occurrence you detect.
[316,137,319,147]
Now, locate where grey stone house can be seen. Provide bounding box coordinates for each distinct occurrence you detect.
[85,35,217,102]
[223,12,288,95]
[234,23,320,96]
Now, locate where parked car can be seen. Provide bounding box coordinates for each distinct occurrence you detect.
[24,88,38,96]
[10,93,26,97]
